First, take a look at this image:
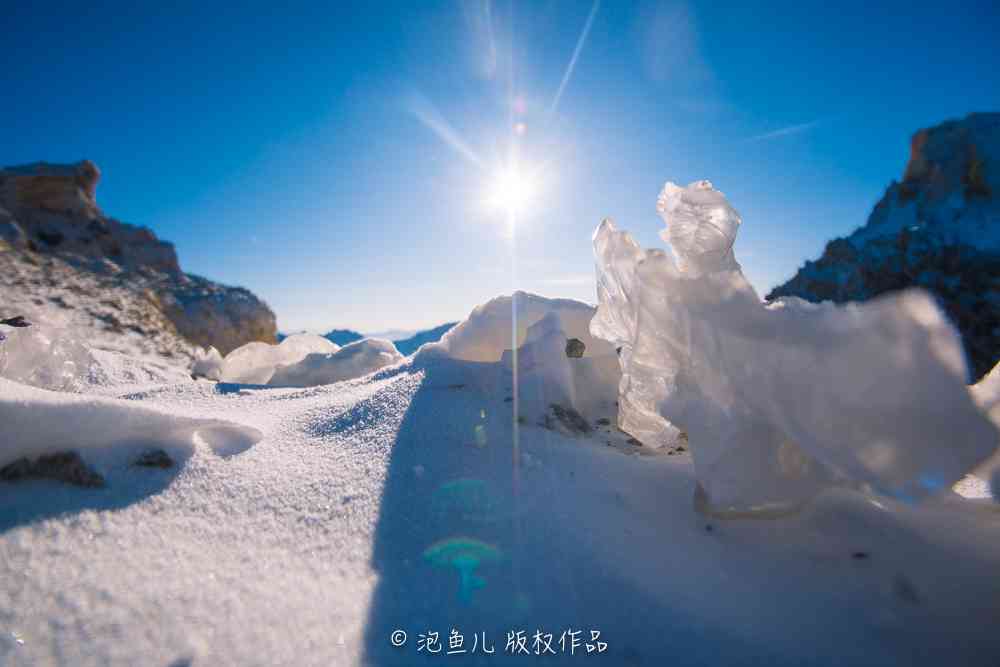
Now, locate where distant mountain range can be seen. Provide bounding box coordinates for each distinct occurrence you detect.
[768,112,999,380]
[278,322,458,356]
[392,322,457,355]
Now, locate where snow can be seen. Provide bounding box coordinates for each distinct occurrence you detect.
[217,333,339,384]
[498,310,619,426]
[591,180,999,516]
[2,181,1000,665]
[0,378,261,469]
[191,346,224,381]
[3,344,1000,665]
[420,291,614,364]
[269,338,404,388]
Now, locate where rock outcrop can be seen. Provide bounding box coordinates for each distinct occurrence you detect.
[0,160,277,360]
[768,113,1000,380]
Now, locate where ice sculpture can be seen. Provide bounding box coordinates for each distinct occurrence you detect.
[592,180,999,516]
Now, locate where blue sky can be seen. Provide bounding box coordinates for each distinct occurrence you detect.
[4,0,998,332]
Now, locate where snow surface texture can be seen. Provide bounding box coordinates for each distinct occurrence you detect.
[591,180,1000,517]
[4,331,1000,665]
[0,378,261,469]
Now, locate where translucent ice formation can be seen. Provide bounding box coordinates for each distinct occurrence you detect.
[0,319,98,392]
[592,180,999,516]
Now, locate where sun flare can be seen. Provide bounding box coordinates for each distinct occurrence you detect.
[487,165,535,216]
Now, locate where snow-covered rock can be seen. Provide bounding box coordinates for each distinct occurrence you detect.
[592,179,999,516]
[768,113,1000,380]
[269,338,404,387]
[0,160,278,362]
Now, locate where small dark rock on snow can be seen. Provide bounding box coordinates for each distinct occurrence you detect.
[134,449,175,468]
[0,315,31,328]
[0,451,105,488]
[565,338,586,358]
[546,403,592,434]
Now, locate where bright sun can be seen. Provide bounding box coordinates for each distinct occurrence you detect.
[487,165,534,216]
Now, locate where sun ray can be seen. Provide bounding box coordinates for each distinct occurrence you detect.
[548,0,600,118]
[408,94,486,170]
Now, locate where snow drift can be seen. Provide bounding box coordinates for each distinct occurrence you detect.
[199,334,404,387]
[420,291,614,363]
[592,180,999,516]
[418,291,621,426]
[269,338,404,388]
[211,333,339,384]
[0,377,261,468]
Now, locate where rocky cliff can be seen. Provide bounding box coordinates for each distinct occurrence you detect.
[768,113,999,380]
[0,160,277,361]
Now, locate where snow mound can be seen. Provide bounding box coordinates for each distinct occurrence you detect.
[592,179,999,516]
[217,333,339,384]
[498,310,620,425]
[269,338,404,388]
[417,291,621,426]
[0,378,261,468]
[419,291,615,363]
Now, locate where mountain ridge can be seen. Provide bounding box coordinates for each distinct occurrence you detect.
[768,113,999,379]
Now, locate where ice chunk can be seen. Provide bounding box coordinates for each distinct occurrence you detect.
[219,334,339,384]
[656,180,740,276]
[268,338,403,387]
[0,319,97,392]
[192,346,224,380]
[592,180,999,515]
